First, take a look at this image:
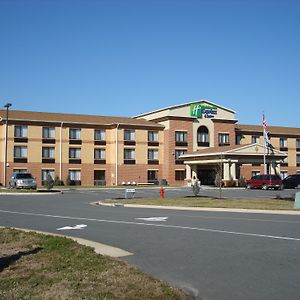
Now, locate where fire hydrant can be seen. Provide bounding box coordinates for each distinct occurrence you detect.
[159,187,165,199]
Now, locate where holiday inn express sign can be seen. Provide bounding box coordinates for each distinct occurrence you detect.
[190,103,218,118]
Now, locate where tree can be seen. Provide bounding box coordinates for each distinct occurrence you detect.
[45,174,54,191]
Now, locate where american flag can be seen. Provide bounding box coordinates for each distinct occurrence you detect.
[262,113,268,129]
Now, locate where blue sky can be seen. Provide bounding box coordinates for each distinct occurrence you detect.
[0,0,299,127]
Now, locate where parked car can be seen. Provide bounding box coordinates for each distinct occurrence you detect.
[246,174,283,190]
[282,174,300,189]
[9,172,37,189]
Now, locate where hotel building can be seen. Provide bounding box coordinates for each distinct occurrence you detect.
[0,100,299,187]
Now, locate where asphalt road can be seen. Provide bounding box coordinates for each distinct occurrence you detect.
[1,187,300,300]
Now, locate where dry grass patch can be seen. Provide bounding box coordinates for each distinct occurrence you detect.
[102,197,296,210]
[0,228,189,300]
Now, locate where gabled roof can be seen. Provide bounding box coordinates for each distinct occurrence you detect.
[181,143,287,158]
[133,99,235,118]
[0,110,164,128]
[236,124,300,136]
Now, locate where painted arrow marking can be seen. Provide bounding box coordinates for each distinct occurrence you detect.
[136,217,168,222]
[57,224,87,231]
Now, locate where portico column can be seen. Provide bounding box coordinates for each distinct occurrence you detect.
[229,162,236,180]
[191,165,197,179]
[185,164,191,180]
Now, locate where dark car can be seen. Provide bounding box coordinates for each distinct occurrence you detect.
[282,174,300,189]
[9,172,37,189]
[246,174,283,190]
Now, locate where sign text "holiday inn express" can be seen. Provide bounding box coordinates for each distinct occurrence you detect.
[190,103,218,118]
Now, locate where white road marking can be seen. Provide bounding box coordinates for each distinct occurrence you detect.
[136,217,168,222]
[1,209,300,242]
[57,224,87,230]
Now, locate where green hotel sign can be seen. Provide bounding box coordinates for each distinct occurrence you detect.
[190,103,218,118]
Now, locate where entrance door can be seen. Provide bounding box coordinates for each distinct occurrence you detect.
[197,169,216,185]
[94,170,105,186]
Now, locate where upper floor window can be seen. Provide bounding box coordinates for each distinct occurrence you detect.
[197,126,209,147]
[148,131,158,142]
[124,130,135,145]
[236,135,242,145]
[218,133,230,146]
[148,149,159,164]
[42,147,55,158]
[124,130,135,141]
[251,136,260,144]
[69,148,81,159]
[175,131,187,142]
[175,149,186,164]
[43,127,55,139]
[124,149,135,164]
[14,126,28,138]
[280,138,288,150]
[14,146,27,163]
[94,130,106,141]
[94,149,106,160]
[297,154,300,165]
[296,139,300,149]
[69,128,81,140]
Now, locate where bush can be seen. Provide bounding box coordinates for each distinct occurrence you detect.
[239,176,247,187]
[45,174,54,190]
[54,176,64,186]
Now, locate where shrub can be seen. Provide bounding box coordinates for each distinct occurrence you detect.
[45,174,54,190]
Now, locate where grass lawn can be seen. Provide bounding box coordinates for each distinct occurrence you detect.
[102,196,297,210]
[0,228,188,300]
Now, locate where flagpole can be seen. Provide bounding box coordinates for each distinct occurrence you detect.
[263,113,267,174]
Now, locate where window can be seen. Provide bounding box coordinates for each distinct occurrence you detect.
[175,149,186,164]
[148,131,158,142]
[42,127,55,139]
[175,170,185,181]
[14,126,28,138]
[280,171,288,179]
[69,148,81,159]
[124,149,135,164]
[69,170,81,185]
[297,154,300,166]
[42,147,55,158]
[218,133,230,145]
[69,129,81,139]
[94,130,106,141]
[280,138,288,150]
[251,136,260,144]
[13,169,27,174]
[14,146,27,163]
[252,171,260,177]
[296,139,300,150]
[14,146,27,158]
[124,130,135,141]
[148,149,159,164]
[148,149,158,160]
[197,126,209,147]
[148,170,158,183]
[175,131,187,142]
[236,135,243,145]
[42,170,55,185]
[94,152,106,164]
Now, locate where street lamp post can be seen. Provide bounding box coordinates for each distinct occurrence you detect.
[4,103,12,188]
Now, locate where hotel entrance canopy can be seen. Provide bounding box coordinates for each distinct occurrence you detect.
[180,143,287,183]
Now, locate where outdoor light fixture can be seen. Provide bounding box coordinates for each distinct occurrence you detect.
[4,103,12,188]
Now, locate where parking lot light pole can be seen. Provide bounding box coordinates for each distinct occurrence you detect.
[4,103,12,188]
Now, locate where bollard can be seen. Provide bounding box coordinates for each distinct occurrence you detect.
[159,187,165,199]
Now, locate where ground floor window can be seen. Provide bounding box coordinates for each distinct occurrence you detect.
[94,170,106,186]
[41,169,55,186]
[13,169,27,174]
[68,170,81,185]
[252,171,260,178]
[148,170,158,184]
[175,170,185,181]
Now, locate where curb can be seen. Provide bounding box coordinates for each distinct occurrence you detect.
[95,201,300,215]
[0,226,133,258]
